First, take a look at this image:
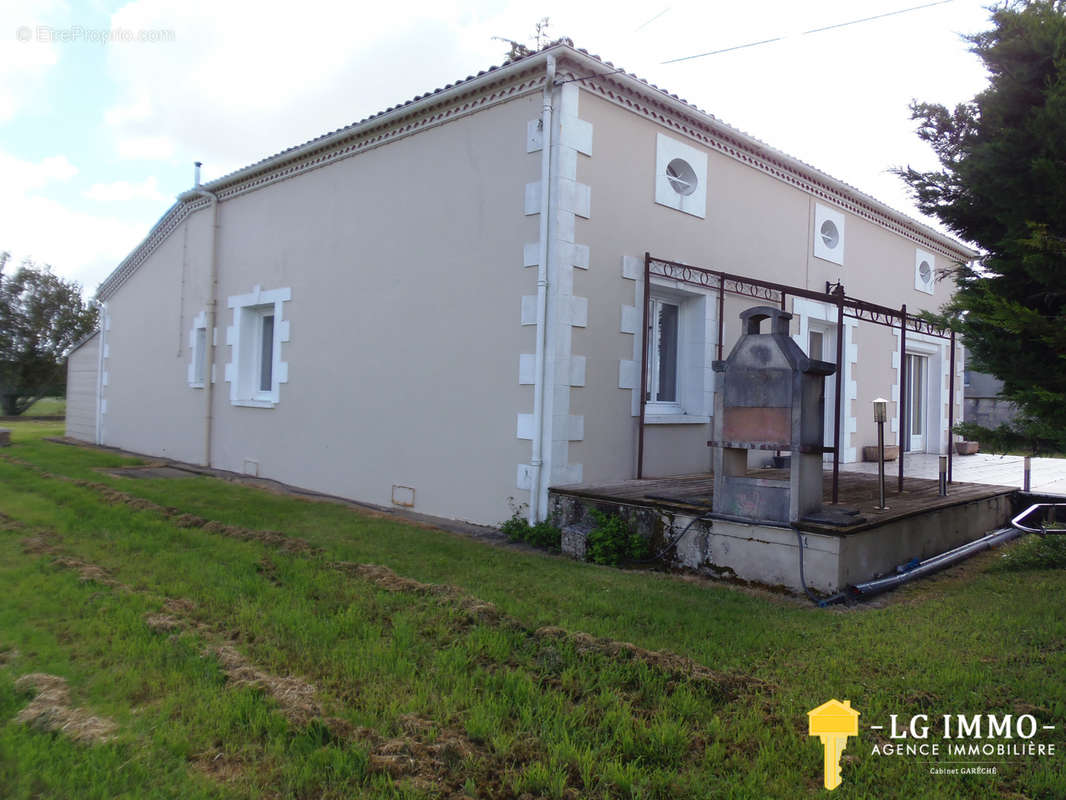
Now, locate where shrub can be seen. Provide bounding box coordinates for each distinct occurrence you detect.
[585,509,649,566]
[499,500,562,551]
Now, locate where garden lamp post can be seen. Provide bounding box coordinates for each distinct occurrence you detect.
[873,398,888,510]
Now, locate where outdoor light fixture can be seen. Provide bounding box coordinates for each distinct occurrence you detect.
[939,455,949,497]
[873,398,887,424]
[873,398,888,510]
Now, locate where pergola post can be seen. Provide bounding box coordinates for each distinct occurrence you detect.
[832,296,844,504]
[898,304,908,493]
[948,329,956,483]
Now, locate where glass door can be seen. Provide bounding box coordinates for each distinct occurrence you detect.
[905,354,927,452]
[807,326,835,459]
[646,297,680,411]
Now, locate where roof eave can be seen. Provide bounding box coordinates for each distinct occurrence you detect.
[96,41,975,301]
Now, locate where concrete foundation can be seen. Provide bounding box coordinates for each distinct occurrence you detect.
[550,487,1014,594]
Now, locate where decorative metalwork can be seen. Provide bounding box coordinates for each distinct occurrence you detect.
[650,258,784,305]
[641,253,957,497]
[649,256,952,339]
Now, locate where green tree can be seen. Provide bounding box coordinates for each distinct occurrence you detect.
[897,0,1066,453]
[0,253,98,416]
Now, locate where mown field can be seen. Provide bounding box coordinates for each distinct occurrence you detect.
[1,421,1064,799]
[11,398,66,417]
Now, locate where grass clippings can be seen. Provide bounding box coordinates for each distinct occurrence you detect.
[0,453,318,554]
[332,561,502,623]
[211,644,321,727]
[14,673,117,744]
[142,608,323,729]
[534,625,766,696]
[50,556,128,589]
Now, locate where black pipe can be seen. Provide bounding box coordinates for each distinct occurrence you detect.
[847,527,1022,599]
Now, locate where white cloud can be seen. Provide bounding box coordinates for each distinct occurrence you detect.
[0,149,148,292]
[0,151,78,192]
[0,0,68,122]
[101,0,526,173]
[0,192,147,292]
[114,134,175,160]
[83,175,167,204]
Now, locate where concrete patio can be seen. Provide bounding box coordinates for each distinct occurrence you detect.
[842,451,1066,494]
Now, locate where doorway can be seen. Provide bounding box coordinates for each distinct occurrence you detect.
[806,324,836,460]
[905,353,928,452]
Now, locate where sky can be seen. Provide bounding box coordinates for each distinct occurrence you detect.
[0,0,994,295]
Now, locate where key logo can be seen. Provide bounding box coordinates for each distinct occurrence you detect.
[808,699,860,790]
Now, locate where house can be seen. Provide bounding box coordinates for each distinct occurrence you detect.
[964,371,1018,430]
[65,42,976,528]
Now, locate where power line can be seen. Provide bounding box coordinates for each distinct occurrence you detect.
[802,0,955,35]
[635,7,671,32]
[662,0,956,65]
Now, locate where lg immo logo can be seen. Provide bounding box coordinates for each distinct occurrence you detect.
[808,699,859,790]
[807,699,1058,790]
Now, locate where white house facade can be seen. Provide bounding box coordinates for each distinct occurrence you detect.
[66,43,975,526]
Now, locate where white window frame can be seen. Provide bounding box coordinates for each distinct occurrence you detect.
[813,203,846,265]
[646,296,683,415]
[654,133,708,218]
[644,281,714,423]
[187,310,208,389]
[225,285,291,408]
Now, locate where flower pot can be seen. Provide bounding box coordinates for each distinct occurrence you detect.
[862,444,899,462]
[955,441,979,455]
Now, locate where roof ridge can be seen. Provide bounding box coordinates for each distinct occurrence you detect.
[97,40,974,298]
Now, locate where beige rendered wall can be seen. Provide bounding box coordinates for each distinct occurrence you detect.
[131,93,542,525]
[101,210,213,465]
[570,89,964,484]
[65,333,99,442]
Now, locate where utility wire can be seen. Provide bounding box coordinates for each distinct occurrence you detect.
[635,7,671,32]
[662,0,956,64]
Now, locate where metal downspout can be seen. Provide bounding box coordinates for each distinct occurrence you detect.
[93,300,105,445]
[178,165,220,468]
[529,54,556,524]
[202,194,220,467]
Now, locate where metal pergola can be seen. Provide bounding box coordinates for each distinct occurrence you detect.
[638,253,958,503]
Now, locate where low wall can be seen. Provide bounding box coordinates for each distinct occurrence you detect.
[964,397,1018,429]
[550,490,1014,594]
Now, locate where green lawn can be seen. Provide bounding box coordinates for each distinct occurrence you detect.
[0,421,1064,798]
[18,397,66,417]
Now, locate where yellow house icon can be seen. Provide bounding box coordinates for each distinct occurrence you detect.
[808,699,860,790]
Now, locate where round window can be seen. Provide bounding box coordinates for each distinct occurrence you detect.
[666,158,698,196]
[919,260,932,283]
[820,220,840,250]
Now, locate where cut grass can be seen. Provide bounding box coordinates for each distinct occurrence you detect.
[22,397,66,417]
[1,397,66,418]
[0,421,1064,798]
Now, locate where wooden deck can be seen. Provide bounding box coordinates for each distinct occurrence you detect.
[550,470,1015,535]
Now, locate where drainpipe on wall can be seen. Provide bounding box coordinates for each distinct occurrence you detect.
[93,300,106,445]
[177,162,220,468]
[529,54,556,524]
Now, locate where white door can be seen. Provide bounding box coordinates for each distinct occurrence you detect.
[905,354,928,452]
[806,326,836,460]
